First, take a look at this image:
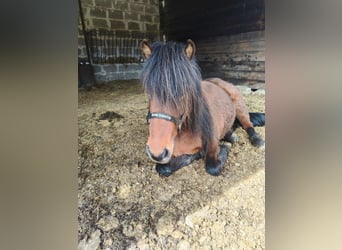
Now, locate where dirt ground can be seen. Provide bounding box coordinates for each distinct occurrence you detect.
[78,80,265,250]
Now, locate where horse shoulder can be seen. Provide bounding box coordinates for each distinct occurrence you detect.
[201,80,236,140]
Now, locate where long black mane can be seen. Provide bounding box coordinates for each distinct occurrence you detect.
[141,41,214,154]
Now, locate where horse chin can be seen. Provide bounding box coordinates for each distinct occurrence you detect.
[150,155,172,164]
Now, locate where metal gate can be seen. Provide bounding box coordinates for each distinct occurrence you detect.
[86,29,158,64]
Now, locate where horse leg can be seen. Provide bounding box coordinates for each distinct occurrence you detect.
[227,96,264,147]
[222,128,238,144]
[206,78,264,147]
[156,152,202,177]
[246,127,264,147]
[205,143,230,176]
[228,93,265,147]
[230,93,265,147]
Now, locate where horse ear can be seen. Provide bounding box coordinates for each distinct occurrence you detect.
[140,39,152,59]
[185,39,196,59]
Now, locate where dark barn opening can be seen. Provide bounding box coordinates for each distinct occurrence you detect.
[160,0,265,89]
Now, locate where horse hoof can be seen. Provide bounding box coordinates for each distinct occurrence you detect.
[250,134,265,147]
[229,133,239,144]
[205,144,229,176]
[223,130,238,144]
[156,164,173,177]
[205,165,222,176]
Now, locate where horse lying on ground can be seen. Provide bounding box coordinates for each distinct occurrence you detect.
[140,39,265,177]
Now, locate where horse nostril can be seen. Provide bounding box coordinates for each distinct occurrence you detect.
[146,146,170,162]
[160,148,169,159]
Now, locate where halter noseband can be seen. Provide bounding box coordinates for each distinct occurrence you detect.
[146,111,184,130]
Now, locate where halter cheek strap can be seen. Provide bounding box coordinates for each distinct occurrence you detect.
[146,111,183,130]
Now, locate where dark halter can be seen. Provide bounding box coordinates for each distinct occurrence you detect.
[146,111,184,130]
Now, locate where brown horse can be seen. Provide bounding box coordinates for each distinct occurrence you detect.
[140,39,264,176]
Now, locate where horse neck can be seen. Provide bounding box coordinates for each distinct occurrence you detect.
[183,89,214,154]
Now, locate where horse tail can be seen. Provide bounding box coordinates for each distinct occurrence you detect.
[234,112,265,128]
[249,112,265,127]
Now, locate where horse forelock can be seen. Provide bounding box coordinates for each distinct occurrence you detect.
[141,42,201,110]
[141,41,214,153]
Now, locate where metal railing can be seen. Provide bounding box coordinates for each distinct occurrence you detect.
[86,29,158,64]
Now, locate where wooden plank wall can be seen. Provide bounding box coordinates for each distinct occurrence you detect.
[196,31,265,89]
[160,0,265,88]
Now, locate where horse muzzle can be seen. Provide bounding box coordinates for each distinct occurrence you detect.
[146,145,171,164]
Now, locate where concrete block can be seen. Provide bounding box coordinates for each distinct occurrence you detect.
[124,12,139,21]
[82,0,94,7]
[124,71,140,80]
[118,63,142,72]
[92,64,104,74]
[145,23,158,32]
[145,5,159,15]
[95,0,112,8]
[140,14,152,22]
[102,64,118,72]
[109,72,126,80]
[110,20,125,30]
[128,21,140,30]
[90,8,107,18]
[114,1,129,11]
[108,10,123,20]
[130,3,145,13]
[92,18,108,29]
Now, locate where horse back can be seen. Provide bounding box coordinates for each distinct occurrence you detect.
[205,78,254,129]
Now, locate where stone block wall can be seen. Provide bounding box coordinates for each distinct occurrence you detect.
[78,0,160,81]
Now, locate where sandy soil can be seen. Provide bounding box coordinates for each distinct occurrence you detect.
[78,80,265,250]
